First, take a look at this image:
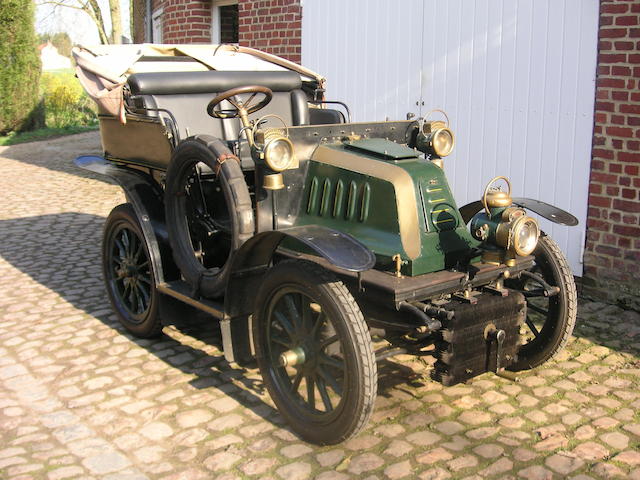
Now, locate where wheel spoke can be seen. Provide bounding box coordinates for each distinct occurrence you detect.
[316,376,333,412]
[525,317,540,338]
[132,240,143,262]
[114,238,126,258]
[134,284,145,313]
[290,369,303,393]
[284,295,302,329]
[527,302,549,316]
[273,311,295,339]
[128,285,137,312]
[122,230,132,256]
[317,365,343,396]
[310,312,324,339]
[138,283,150,308]
[271,335,290,349]
[129,232,139,259]
[319,353,344,371]
[306,375,315,410]
[300,297,314,333]
[122,280,132,299]
[320,334,339,349]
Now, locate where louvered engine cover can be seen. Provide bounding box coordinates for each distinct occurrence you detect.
[432,291,526,386]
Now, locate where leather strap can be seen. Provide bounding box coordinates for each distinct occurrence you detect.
[215,153,240,176]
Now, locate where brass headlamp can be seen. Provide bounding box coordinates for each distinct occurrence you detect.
[416,110,455,160]
[253,116,298,172]
[470,176,540,265]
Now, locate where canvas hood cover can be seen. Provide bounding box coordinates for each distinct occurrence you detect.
[72,43,325,120]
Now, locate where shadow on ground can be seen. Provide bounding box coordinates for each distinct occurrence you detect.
[0,212,281,425]
[0,212,430,434]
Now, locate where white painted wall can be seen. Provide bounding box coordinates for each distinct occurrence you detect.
[302,0,600,275]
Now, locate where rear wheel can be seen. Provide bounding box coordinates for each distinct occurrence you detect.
[102,204,162,338]
[507,233,577,370]
[253,260,377,445]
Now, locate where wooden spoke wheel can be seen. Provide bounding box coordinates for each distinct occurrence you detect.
[253,260,377,445]
[103,204,162,338]
[506,234,577,371]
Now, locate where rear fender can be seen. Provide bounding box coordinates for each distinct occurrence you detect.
[74,155,177,283]
[459,198,578,226]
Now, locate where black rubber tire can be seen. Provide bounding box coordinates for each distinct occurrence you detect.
[508,233,577,371]
[253,260,377,445]
[102,204,163,338]
[165,136,254,298]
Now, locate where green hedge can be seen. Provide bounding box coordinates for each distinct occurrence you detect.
[0,0,42,134]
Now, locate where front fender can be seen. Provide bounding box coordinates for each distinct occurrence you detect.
[225,225,375,318]
[459,198,578,227]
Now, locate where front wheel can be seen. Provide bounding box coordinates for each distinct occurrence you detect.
[253,260,377,445]
[102,204,162,338]
[507,233,577,371]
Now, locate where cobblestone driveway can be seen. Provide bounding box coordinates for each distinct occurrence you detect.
[1,132,639,480]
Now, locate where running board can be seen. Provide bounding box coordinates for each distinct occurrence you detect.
[157,281,236,364]
[157,280,225,318]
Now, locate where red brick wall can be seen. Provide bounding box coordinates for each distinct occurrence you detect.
[141,0,302,61]
[583,0,640,309]
[238,0,302,63]
[152,0,212,43]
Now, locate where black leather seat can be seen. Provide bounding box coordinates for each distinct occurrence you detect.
[126,70,311,143]
[127,70,303,96]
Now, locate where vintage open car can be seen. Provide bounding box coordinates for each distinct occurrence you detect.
[73,44,578,445]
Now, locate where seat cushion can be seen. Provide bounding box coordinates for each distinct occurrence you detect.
[126,71,310,156]
[127,71,302,95]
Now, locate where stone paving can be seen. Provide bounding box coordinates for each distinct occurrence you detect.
[0,131,639,480]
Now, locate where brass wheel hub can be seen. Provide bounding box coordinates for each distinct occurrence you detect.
[279,347,307,367]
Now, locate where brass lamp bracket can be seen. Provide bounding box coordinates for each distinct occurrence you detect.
[420,108,451,131]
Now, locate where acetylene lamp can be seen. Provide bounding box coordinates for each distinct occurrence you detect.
[470,176,540,266]
[253,116,299,190]
[416,110,455,166]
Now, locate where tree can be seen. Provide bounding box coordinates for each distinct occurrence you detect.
[0,0,42,134]
[39,0,124,44]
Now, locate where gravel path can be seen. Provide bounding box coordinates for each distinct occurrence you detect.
[1,132,639,479]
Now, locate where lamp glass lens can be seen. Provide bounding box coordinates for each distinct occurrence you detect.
[516,220,539,255]
[433,129,454,156]
[265,138,294,171]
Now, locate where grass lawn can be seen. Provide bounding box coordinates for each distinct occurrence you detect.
[0,125,98,146]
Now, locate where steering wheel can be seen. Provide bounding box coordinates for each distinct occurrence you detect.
[206,85,273,119]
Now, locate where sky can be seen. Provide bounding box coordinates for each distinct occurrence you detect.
[35,0,132,46]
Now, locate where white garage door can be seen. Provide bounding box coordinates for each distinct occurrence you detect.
[302,0,599,275]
